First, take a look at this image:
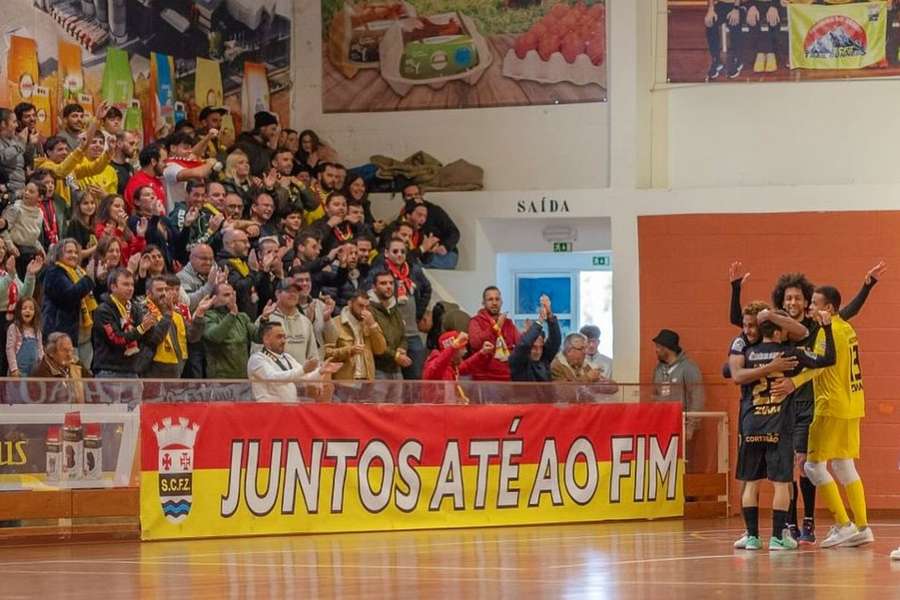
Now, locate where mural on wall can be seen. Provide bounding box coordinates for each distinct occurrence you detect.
[2,0,292,143]
[666,0,899,84]
[321,0,607,112]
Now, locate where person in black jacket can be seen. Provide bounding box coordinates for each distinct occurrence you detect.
[42,239,95,348]
[91,268,167,378]
[509,295,561,383]
[401,184,460,269]
[230,111,279,178]
[217,228,265,320]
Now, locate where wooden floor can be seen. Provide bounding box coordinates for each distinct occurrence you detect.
[322,35,606,113]
[2,518,900,598]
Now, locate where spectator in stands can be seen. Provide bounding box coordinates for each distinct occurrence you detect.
[325,289,386,381]
[233,111,279,177]
[13,102,37,148]
[34,169,67,248]
[196,106,228,161]
[269,147,315,218]
[401,184,460,269]
[169,180,223,257]
[203,282,271,379]
[296,129,337,171]
[372,236,431,379]
[31,332,91,403]
[162,131,218,213]
[129,187,178,269]
[42,239,95,350]
[334,244,368,311]
[249,192,278,239]
[510,295,561,382]
[77,130,117,195]
[100,106,123,139]
[248,321,335,403]
[67,191,98,261]
[580,325,613,379]
[88,236,123,299]
[422,331,493,403]
[279,206,304,251]
[35,104,109,207]
[346,174,378,228]
[90,268,162,379]
[222,150,255,213]
[2,179,46,278]
[0,246,39,374]
[651,328,705,441]
[551,333,602,383]
[110,130,138,195]
[260,276,320,366]
[124,144,167,215]
[7,297,42,377]
[346,201,374,240]
[0,107,32,194]
[58,103,85,150]
[467,286,519,382]
[177,244,221,379]
[142,275,202,378]
[96,193,146,263]
[217,228,260,318]
[315,193,358,255]
[295,269,337,352]
[396,201,442,266]
[368,270,409,380]
[307,162,340,225]
[133,245,168,298]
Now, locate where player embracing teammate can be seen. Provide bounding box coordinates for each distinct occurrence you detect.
[727,261,886,552]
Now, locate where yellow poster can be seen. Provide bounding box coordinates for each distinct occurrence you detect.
[7,36,39,108]
[789,2,887,70]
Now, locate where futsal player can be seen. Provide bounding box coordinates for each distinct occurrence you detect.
[768,262,883,542]
[773,286,873,548]
[730,309,833,550]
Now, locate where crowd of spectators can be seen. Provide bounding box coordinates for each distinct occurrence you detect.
[0,100,614,403]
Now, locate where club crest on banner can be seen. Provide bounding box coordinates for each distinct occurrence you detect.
[153,417,199,524]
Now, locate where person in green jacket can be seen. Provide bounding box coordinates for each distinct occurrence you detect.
[202,282,274,379]
[368,271,409,380]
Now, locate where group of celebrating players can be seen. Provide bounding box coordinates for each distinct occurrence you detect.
[724,260,900,558]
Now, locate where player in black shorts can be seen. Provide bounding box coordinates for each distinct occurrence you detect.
[771,261,884,543]
[730,309,834,551]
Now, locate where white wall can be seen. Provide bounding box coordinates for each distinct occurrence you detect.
[290,0,898,383]
[291,2,610,191]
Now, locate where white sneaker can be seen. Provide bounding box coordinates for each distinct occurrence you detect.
[841,526,874,547]
[821,523,859,549]
[734,531,750,549]
[890,547,900,560]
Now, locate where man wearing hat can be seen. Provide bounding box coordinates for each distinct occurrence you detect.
[233,110,280,177]
[257,276,320,367]
[652,328,705,443]
[197,106,228,162]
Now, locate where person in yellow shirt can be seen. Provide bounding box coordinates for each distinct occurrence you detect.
[77,130,118,196]
[34,102,111,207]
[774,285,871,549]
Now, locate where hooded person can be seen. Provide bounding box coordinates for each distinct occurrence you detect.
[422,330,494,404]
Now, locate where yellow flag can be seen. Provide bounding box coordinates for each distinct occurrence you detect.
[789,2,887,70]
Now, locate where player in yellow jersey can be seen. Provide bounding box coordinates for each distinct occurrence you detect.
[773,285,872,548]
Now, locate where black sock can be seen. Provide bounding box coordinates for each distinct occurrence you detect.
[743,506,760,538]
[788,481,798,526]
[800,476,816,520]
[773,509,789,539]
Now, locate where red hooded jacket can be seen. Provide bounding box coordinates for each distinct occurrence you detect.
[466,309,520,381]
[421,345,493,403]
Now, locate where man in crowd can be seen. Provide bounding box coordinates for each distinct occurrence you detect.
[203,282,273,379]
[368,270,409,381]
[295,269,337,352]
[510,295,561,383]
[0,108,34,194]
[110,130,138,195]
[248,320,336,402]
[176,244,221,378]
[58,103,86,149]
[580,325,613,379]
[325,289,386,382]
[125,144,167,215]
[233,111,279,177]
[401,184,460,269]
[467,286,519,382]
[162,131,218,213]
[652,328,705,445]
[260,276,321,367]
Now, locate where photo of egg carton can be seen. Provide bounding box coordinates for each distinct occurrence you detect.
[502,48,605,86]
[328,1,417,78]
[379,12,492,97]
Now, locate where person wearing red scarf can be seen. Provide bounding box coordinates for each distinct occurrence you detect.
[466,286,520,381]
[422,330,494,403]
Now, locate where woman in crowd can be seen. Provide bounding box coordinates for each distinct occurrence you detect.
[67,191,99,262]
[133,244,167,298]
[345,174,376,226]
[95,193,146,263]
[42,238,95,368]
[89,236,123,301]
[221,150,255,214]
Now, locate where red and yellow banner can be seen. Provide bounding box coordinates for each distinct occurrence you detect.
[140,402,684,540]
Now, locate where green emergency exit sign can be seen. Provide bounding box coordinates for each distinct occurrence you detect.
[553,242,573,252]
[592,256,609,266]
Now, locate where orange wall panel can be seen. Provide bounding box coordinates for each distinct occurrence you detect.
[639,212,900,510]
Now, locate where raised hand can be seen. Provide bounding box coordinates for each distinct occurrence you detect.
[26,254,44,276]
[729,261,750,285]
[4,254,15,275]
[261,299,277,320]
[193,295,215,320]
[209,212,225,233]
[140,311,158,331]
[865,260,887,284]
[480,340,495,355]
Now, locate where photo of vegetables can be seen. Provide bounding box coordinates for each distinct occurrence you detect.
[322,0,607,113]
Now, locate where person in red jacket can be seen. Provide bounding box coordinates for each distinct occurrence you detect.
[422,330,493,404]
[466,286,519,381]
